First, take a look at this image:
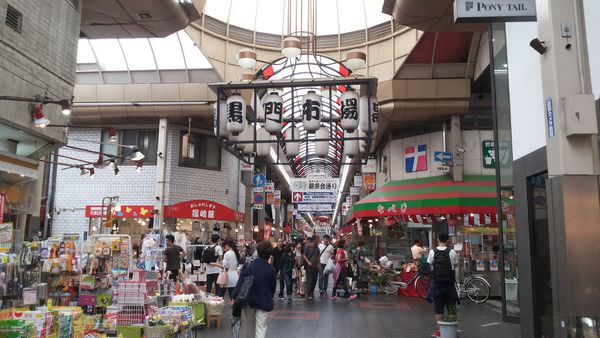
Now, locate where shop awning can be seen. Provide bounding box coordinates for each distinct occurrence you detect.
[165,199,244,223]
[350,175,497,219]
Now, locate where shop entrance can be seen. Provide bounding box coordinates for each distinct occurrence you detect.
[527,172,553,337]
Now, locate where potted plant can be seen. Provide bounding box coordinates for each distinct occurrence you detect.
[438,305,459,338]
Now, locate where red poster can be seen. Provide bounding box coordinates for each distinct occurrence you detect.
[363,173,376,192]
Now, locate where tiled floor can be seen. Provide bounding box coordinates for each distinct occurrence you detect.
[198,293,521,338]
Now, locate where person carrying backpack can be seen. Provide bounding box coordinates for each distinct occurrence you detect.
[203,234,223,295]
[427,232,459,338]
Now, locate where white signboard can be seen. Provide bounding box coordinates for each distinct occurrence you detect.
[454,0,536,23]
[253,187,264,193]
[297,204,334,212]
[265,182,275,192]
[361,158,377,173]
[350,186,360,196]
[273,190,281,199]
[295,191,336,204]
[353,175,362,187]
[313,224,332,236]
[342,203,351,216]
[290,178,338,192]
[346,196,354,205]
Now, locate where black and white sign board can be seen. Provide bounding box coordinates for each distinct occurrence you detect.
[454,0,536,23]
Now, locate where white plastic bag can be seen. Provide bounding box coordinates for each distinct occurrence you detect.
[324,258,335,274]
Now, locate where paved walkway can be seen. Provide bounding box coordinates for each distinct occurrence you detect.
[199,293,520,338]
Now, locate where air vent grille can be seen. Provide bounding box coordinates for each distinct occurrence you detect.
[5,5,22,33]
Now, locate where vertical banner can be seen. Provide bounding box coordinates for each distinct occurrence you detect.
[363,173,376,192]
[0,192,5,221]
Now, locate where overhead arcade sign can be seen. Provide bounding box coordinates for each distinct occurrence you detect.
[454,0,537,23]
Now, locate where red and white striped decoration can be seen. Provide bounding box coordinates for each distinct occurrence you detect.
[391,213,498,226]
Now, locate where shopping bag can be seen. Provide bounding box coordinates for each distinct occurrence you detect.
[324,258,335,274]
[217,271,228,286]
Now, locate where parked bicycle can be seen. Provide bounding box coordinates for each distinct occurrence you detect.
[456,272,491,304]
[377,267,431,298]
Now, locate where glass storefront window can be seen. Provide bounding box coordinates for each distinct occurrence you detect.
[0,124,52,159]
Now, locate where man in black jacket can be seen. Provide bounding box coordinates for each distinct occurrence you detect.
[271,239,285,300]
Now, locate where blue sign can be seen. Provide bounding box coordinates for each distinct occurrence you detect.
[252,173,266,187]
[434,151,453,162]
[253,193,264,204]
[546,97,555,138]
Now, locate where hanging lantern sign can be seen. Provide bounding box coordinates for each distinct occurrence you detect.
[226,94,246,135]
[263,92,283,134]
[359,96,378,134]
[256,128,271,157]
[315,127,329,158]
[213,101,230,138]
[237,123,254,154]
[343,129,359,158]
[301,90,321,132]
[359,128,367,154]
[285,126,301,157]
[340,89,359,132]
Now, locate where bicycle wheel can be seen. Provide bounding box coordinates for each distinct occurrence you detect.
[379,271,400,295]
[414,275,431,299]
[464,277,490,303]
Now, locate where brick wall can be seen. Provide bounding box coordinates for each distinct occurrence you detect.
[0,0,80,143]
[52,126,244,236]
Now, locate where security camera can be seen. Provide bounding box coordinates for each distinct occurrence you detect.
[529,38,547,55]
[457,148,465,154]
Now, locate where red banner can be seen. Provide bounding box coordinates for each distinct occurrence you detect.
[0,193,5,219]
[85,205,154,218]
[165,199,244,222]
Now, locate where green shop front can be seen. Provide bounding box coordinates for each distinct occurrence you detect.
[347,175,509,297]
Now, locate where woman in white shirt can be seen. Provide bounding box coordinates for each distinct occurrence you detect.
[220,239,240,299]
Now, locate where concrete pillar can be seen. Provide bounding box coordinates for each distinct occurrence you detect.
[536,0,600,336]
[449,115,464,182]
[153,119,168,230]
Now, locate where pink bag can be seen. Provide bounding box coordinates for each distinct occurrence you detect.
[217,271,228,287]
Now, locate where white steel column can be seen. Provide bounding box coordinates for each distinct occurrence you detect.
[536,0,600,336]
[153,118,168,230]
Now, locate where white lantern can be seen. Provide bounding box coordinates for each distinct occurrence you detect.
[340,89,360,132]
[236,123,254,154]
[282,37,302,58]
[226,94,246,135]
[359,128,367,154]
[301,90,321,132]
[315,127,329,158]
[359,96,379,134]
[285,126,301,157]
[256,128,271,157]
[213,101,230,138]
[344,129,359,158]
[263,92,283,134]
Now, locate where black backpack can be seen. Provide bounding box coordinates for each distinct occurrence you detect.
[432,248,453,282]
[201,245,218,263]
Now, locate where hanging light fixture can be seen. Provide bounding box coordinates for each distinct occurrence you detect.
[282,37,302,58]
[240,73,255,82]
[359,96,379,134]
[345,51,367,69]
[182,117,196,160]
[340,88,360,132]
[79,167,87,176]
[237,49,257,69]
[108,159,116,169]
[315,127,329,158]
[256,127,271,157]
[58,99,72,115]
[213,101,230,139]
[89,168,95,178]
[107,127,118,142]
[32,103,49,128]
[344,130,359,158]
[113,166,120,176]
[301,90,321,132]
[285,126,301,157]
[263,92,283,134]
[129,149,145,162]
[226,94,246,135]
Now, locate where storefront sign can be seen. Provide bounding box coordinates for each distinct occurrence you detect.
[297,204,333,212]
[266,192,274,205]
[273,190,281,199]
[353,175,362,187]
[546,97,555,138]
[0,193,4,219]
[293,191,336,204]
[342,203,351,216]
[313,224,332,236]
[346,196,354,205]
[290,178,338,192]
[482,140,496,168]
[361,158,377,173]
[265,182,275,192]
[454,0,536,23]
[350,186,360,196]
[363,173,376,192]
[165,199,244,222]
[241,161,254,171]
[85,205,155,218]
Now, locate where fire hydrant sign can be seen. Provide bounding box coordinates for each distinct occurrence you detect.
[454,0,536,23]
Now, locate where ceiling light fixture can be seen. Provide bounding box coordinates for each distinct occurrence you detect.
[282,36,302,58]
[129,150,145,162]
[237,50,257,69]
[345,51,367,69]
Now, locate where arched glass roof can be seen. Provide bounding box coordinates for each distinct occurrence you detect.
[202,0,390,36]
[76,31,212,72]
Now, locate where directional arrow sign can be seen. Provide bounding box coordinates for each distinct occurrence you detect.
[292,192,303,203]
[434,151,453,162]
